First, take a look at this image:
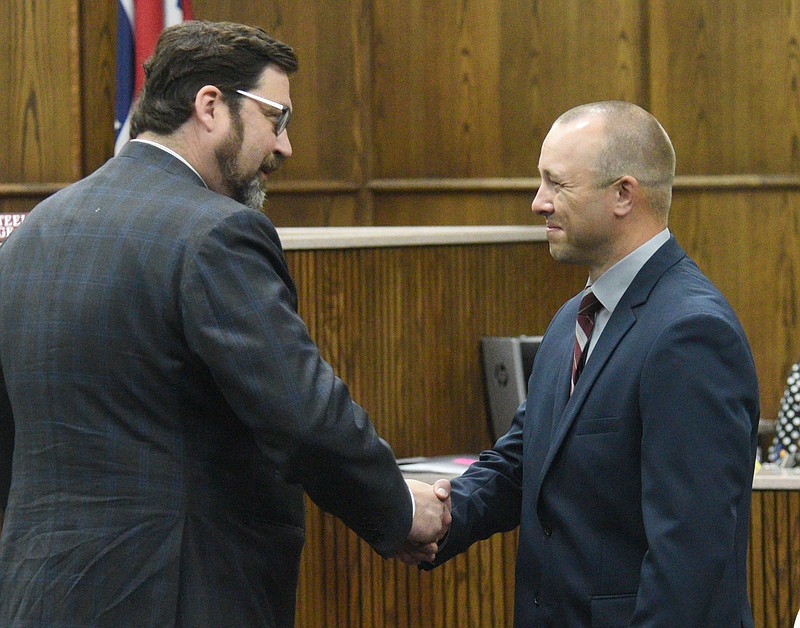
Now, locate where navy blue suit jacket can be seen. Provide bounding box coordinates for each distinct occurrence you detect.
[0,142,412,626]
[428,237,759,627]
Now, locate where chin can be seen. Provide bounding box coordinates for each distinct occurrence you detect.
[548,245,581,266]
[233,178,266,211]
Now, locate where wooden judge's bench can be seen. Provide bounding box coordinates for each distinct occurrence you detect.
[281,227,800,628]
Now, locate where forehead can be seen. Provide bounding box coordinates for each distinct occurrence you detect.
[538,114,606,176]
[252,65,292,106]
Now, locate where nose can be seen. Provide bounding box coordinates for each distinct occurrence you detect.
[531,184,552,216]
[275,131,292,158]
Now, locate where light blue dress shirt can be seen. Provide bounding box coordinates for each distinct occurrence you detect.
[584,228,671,362]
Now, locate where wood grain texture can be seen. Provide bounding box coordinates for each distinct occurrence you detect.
[649,0,800,174]
[371,191,541,226]
[285,242,584,454]
[297,507,519,628]
[308,460,797,627]
[2,0,82,183]
[191,0,364,183]
[263,193,367,228]
[288,242,798,627]
[371,0,644,179]
[78,0,115,174]
[0,197,46,215]
[748,490,800,628]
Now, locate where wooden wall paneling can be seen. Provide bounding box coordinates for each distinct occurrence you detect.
[497,2,546,177]
[3,0,82,184]
[774,492,790,626]
[669,189,800,421]
[297,507,519,627]
[497,0,646,176]
[790,490,800,627]
[0,195,47,215]
[307,490,796,628]
[285,242,584,456]
[353,0,377,224]
[372,0,505,178]
[287,237,800,626]
[296,485,799,627]
[371,190,541,226]
[78,1,115,175]
[649,0,800,174]
[502,528,518,619]
[191,0,365,187]
[749,491,765,627]
[747,489,800,628]
[371,0,645,179]
[263,191,363,227]
[476,536,493,625]
[286,241,574,623]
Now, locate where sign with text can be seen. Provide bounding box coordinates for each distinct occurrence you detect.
[0,213,28,245]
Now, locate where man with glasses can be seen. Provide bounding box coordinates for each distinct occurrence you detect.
[0,20,450,627]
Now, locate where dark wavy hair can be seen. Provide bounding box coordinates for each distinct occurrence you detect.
[129,21,298,138]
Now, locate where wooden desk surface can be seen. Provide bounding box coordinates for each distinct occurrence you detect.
[753,467,800,490]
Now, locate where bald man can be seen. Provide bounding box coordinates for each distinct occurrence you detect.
[425,101,759,627]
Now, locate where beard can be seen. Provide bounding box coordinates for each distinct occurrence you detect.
[214,111,285,212]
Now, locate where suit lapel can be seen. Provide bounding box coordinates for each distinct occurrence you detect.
[550,322,576,437]
[535,236,686,488]
[536,307,636,493]
[548,307,636,449]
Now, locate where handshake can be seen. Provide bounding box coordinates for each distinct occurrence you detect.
[397,479,452,565]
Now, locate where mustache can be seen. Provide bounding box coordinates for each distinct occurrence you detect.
[261,153,286,175]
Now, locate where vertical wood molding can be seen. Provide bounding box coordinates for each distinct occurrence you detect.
[67,0,82,181]
[353,0,375,225]
[78,0,115,175]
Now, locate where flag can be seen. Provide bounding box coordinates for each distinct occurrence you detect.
[114,0,193,155]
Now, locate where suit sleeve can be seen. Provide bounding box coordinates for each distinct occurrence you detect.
[424,402,525,567]
[180,209,413,557]
[0,364,12,516]
[632,313,758,625]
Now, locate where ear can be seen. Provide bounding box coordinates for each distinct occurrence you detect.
[611,175,638,218]
[193,85,226,132]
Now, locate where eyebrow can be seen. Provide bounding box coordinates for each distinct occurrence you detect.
[235,89,292,135]
[235,89,290,113]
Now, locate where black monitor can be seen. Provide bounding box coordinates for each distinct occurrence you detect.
[480,335,543,442]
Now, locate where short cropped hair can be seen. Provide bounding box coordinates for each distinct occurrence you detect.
[130,21,298,138]
[556,101,676,215]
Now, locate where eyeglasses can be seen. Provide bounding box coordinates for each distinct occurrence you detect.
[235,89,292,136]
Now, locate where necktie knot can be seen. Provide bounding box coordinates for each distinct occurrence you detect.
[578,290,602,318]
[572,290,602,392]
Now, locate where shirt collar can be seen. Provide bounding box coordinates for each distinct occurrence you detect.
[588,228,670,314]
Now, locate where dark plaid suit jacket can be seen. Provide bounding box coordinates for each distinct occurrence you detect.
[0,141,412,626]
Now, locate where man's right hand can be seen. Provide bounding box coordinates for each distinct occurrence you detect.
[396,479,451,564]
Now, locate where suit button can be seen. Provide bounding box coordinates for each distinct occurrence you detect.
[542,522,552,536]
[534,596,540,606]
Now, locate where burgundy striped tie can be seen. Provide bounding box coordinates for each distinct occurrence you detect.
[572,290,602,393]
